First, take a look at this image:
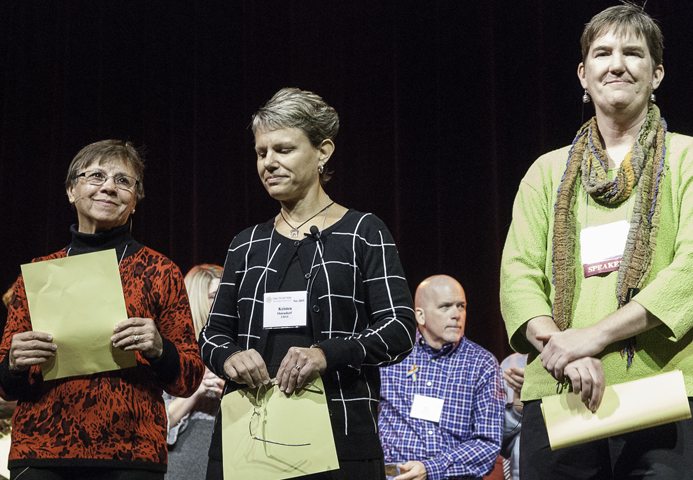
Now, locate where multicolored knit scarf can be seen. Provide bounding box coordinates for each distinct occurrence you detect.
[552,106,667,345]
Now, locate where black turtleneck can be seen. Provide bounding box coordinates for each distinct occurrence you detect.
[67,222,143,259]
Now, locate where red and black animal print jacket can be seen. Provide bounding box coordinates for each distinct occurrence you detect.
[1,243,204,472]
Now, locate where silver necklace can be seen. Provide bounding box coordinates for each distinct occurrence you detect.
[280,199,334,238]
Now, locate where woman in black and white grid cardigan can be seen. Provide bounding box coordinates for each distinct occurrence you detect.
[200,88,417,479]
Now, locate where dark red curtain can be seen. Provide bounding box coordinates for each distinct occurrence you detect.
[2,0,692,361]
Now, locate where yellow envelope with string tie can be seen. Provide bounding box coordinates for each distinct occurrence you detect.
[221,373,339,480]
[21,249,136,380]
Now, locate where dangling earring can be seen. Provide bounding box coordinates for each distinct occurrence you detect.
[582,89,591,104]
[650,92,656,103]
[318,165,324,174]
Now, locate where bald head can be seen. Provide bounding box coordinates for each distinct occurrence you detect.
[414,275,467,349]
[415,275,464,309]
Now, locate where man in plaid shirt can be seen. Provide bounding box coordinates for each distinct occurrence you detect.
[379,275,504,480]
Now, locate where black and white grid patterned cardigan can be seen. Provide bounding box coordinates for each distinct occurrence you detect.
[200,209,417,460]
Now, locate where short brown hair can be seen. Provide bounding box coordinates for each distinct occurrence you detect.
[581,3,663,70]
[65,140,145,202]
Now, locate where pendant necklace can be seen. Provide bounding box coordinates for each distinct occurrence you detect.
[280,198,335,238]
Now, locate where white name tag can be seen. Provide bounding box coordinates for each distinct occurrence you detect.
[580,220,630,278]
[409,394,444,423]
[263,291,307,329]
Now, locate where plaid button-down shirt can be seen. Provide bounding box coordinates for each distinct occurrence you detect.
[379,334,504,479]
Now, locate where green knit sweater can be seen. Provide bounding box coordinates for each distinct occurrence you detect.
[501,132,693,401]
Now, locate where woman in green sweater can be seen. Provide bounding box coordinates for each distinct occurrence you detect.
[501,4,693,479]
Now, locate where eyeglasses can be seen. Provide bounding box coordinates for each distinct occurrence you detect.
[248,380,324,447]
[77,171,138,191]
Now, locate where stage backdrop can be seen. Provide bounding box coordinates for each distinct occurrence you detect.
[2,0,692,361]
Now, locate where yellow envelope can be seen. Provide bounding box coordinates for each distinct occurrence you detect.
[21,249,136,380]
[222,374,339,480]
[541,370,691,450]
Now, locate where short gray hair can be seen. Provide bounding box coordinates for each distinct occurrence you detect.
[581,3,663,70]
[65,140,145,202]
[251,88,339,147]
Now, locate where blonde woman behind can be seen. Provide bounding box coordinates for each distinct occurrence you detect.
[165,265,225,480]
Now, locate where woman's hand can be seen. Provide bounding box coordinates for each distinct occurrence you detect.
[564,357,606,412]
[276,346,327,394]
[537,327,605,381]
[198,368,225,400]
[167,368,225,428]
[112,317,163,359]
[223,349,270,388]
[8,331,56,371]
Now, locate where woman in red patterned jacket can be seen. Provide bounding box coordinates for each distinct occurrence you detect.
[1,140,204,480]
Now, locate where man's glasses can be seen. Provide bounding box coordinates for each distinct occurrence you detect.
[248,380,324,447]
[77,171,138,191]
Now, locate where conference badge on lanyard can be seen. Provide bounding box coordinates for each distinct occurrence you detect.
[580,220,630,278]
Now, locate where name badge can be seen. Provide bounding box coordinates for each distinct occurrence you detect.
[409,394,444,423]
[580,220,629,278]
[263,291,307,329]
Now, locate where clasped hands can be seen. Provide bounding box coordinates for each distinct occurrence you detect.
[9,317,163,372]
[536,327,606,412]
[223,346,327,395]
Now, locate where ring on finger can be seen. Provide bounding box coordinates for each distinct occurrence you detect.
[134,334,140,344]
[295,365,301,371]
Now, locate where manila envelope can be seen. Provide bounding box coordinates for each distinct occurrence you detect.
[222,373,339,480]
[21,249,136,380]
[542,370,691,450]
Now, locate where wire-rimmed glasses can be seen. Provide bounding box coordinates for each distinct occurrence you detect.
[248,380,324,447]
[77,170,138,191]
